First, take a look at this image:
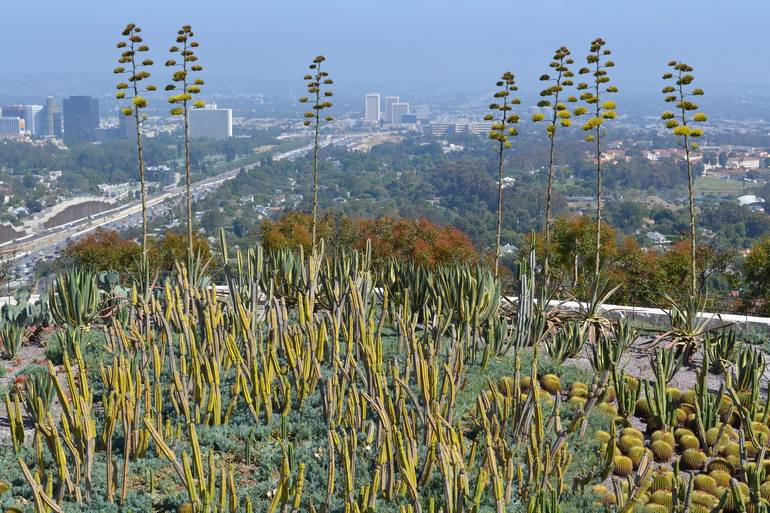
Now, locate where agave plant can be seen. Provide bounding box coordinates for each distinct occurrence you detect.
[590,318,635,374]
[54,327,86,358]
[435,263,500,327]
[260,243,322,303]
[0,323,25,360]
[379,259,436,320]
[50,269,100,329]
[577,277,619,344]
[513,241,548,349]
[732,344,765,392]
[704,329,738,374]
[481,314,514,357]
[652,292,727,363]
[545,321,585,363]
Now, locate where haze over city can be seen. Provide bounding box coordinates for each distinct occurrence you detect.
[2,0,770,95]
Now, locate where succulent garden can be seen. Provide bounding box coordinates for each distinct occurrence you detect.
[0,20,766,513]
[0,235,765,513]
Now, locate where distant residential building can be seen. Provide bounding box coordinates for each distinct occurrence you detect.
[646,231,670,245]
[0,117,24,136]
[454,122,491,134]
[383,96,399,123]
[401,113,417,125]
[428,122,453,135]
[63,95,99,142]
[391,102,409,126]
[499,177,516,189]
[96,110,136,141]
[738,194,766,212]
[189,103,233,139]
[364,93,380,123]
[727,157,760,169]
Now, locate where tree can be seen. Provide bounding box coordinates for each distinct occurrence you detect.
[114,23,156,291]
[744,237,770,298]
[484,71,520,279]
[533,215,618,294]
[61,229,211,276]
[299,56,334,249]
[577,38,617,284]
[149,231,212,273]
[661,60,707,302]
[261,213,479,267]
[166,25,206,263]
[532,46,580,284]
[261,212,331,253]
[62,229,142,272]
[718,151,728,167]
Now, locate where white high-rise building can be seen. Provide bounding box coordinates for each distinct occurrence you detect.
[383,96,399,123]
[189,103,233,139]
[391,102,410,126]
[24,105,43,135]
[364,93,380,123]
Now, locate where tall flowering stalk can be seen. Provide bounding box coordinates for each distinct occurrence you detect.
[532,47,581,285]
[662,61,706,301]
[577,38,617,284]
[166,24,205,262]
[299,56,334,250]
[484,71,520,279]
[114,23,156,290]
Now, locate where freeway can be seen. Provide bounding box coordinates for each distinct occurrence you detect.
[1,131,386,288]
[0,156,264,287]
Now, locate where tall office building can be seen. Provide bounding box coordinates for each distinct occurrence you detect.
[383,96,399,123]
[391,102,410,126]
[24,105,43,135]
[364,93,380,123]
[118,112,136,139]
[189,103,233,139]
[63,95,99,142]
[39,97,62,138]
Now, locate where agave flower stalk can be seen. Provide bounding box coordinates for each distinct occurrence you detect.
[166,25,206,263]
[114,23,156,291]
[661,61,707,302]
[577,38,617,284]
[299,56,334,250]
[532,47,581,285]
[484,72,520,279]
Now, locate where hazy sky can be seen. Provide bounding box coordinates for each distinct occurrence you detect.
[2,1,768,95]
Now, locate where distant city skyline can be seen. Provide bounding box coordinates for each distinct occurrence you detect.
[1,0,769,96]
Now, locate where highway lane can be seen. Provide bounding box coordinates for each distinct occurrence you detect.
[1,132,380,286]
